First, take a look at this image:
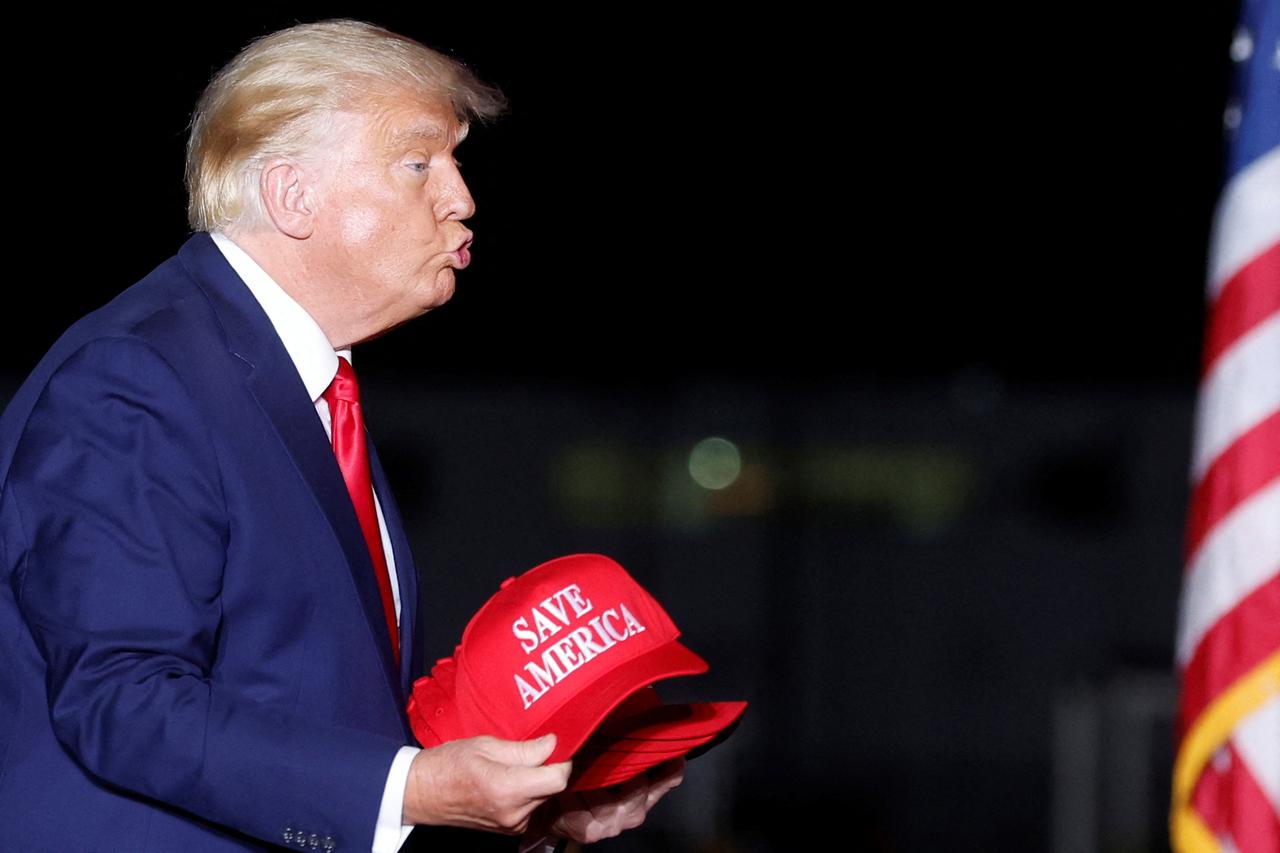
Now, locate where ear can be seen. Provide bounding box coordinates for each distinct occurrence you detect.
[258,158,317,239]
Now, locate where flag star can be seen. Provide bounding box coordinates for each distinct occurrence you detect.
[1230,27,1253,63]
[1223,102,1243,131]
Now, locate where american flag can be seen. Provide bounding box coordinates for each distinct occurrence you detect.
[1171,1,1280,851]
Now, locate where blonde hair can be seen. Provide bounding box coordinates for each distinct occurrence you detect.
[185,19,506,232]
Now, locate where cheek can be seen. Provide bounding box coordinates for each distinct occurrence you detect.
[339,205,383,248]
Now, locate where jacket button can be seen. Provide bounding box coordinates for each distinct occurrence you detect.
[308,832,320,849]
[282,827,294,844]
[322,837,336,852]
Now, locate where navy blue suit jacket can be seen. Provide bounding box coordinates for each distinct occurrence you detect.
[0,232,427,851]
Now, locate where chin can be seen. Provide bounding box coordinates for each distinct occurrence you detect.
[435,269,458,301]
[416,274,456,313]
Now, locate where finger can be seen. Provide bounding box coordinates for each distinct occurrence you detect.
[480,732,559,767]
[533,759,572,793]
[600,771,652,808]
[551,798,608,843]
[610,775,654,830]
[551,759,573,789]
[507,807,537,836]
[483,786,547,836]
[644,758,686,809]
[568,767,653,817]
[571,774,651,839]
[503,760,572,799]
[577,785,621,813]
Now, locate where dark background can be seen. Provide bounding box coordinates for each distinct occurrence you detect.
[4,4,1242,850]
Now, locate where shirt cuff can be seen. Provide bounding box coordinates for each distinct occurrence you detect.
[372,745,420,853]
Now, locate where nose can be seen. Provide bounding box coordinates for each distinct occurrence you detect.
[436,163,476,222]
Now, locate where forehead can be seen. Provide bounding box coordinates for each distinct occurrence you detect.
[361,95,466,154]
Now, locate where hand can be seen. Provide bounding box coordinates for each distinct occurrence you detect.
[402,733,572,834]
[528,756,686,846]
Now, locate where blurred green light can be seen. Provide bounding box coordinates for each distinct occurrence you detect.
[688,437,741,490]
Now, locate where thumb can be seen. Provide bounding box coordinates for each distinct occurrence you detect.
[499,732,559,767]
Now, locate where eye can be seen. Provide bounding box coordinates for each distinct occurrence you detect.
[408,161,429,173]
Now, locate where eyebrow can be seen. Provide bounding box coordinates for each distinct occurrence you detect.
[393,125,445,145]
[389,122,470,150]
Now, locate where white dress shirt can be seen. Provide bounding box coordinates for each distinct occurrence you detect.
[210,231,419,853]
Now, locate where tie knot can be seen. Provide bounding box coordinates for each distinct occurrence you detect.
[323,356,361,405]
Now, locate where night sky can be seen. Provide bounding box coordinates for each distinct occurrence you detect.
[9,5,1238,390]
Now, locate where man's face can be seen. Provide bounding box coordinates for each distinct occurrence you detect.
[308,92,475,341]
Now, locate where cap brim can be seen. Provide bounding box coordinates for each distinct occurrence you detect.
[582,731,716,754]
[575,738,707,761]
[569,745,695,791]
[534,641,709,763]
[594,699,748,742]
[568,701,748,791]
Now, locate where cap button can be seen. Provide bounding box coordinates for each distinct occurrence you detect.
[500,576,517,589]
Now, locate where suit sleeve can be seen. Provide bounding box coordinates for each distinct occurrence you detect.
[7,335,404,851]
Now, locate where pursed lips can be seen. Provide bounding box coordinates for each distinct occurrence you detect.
[452,233,474,269]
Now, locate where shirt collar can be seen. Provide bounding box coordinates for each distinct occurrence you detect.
[209,230,350,402]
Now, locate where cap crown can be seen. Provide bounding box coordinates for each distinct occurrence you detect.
[453,553,684,737]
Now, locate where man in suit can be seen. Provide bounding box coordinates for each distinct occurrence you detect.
[0,19,682,852]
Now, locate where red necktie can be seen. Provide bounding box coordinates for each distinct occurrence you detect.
[322,355,399,665]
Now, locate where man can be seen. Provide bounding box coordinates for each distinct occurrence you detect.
[0,19,682,852]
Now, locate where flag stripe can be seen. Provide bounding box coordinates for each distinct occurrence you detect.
[1190,313,1280,482]
[1190,740,1280,853]
[1173,652,1280,851]
[1234,694,1280,813]
[1177,480,1280,665]
[1190,755,1229,838]
[1208,147,1280,299]
[1185,411,1280,562]
[1227,739,1280,853]
[1178,572,1280,738]
[1202,243,1280,376]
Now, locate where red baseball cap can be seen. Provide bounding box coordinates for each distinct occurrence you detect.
[568,748,695,791]
[412,554,712,763]
[588,684,748,743]
[565,686,747,791]
[408,665,743,740]
[409,672,747,788]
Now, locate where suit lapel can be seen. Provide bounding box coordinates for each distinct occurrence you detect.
[177,232,404,707]
[366,437,421,695]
